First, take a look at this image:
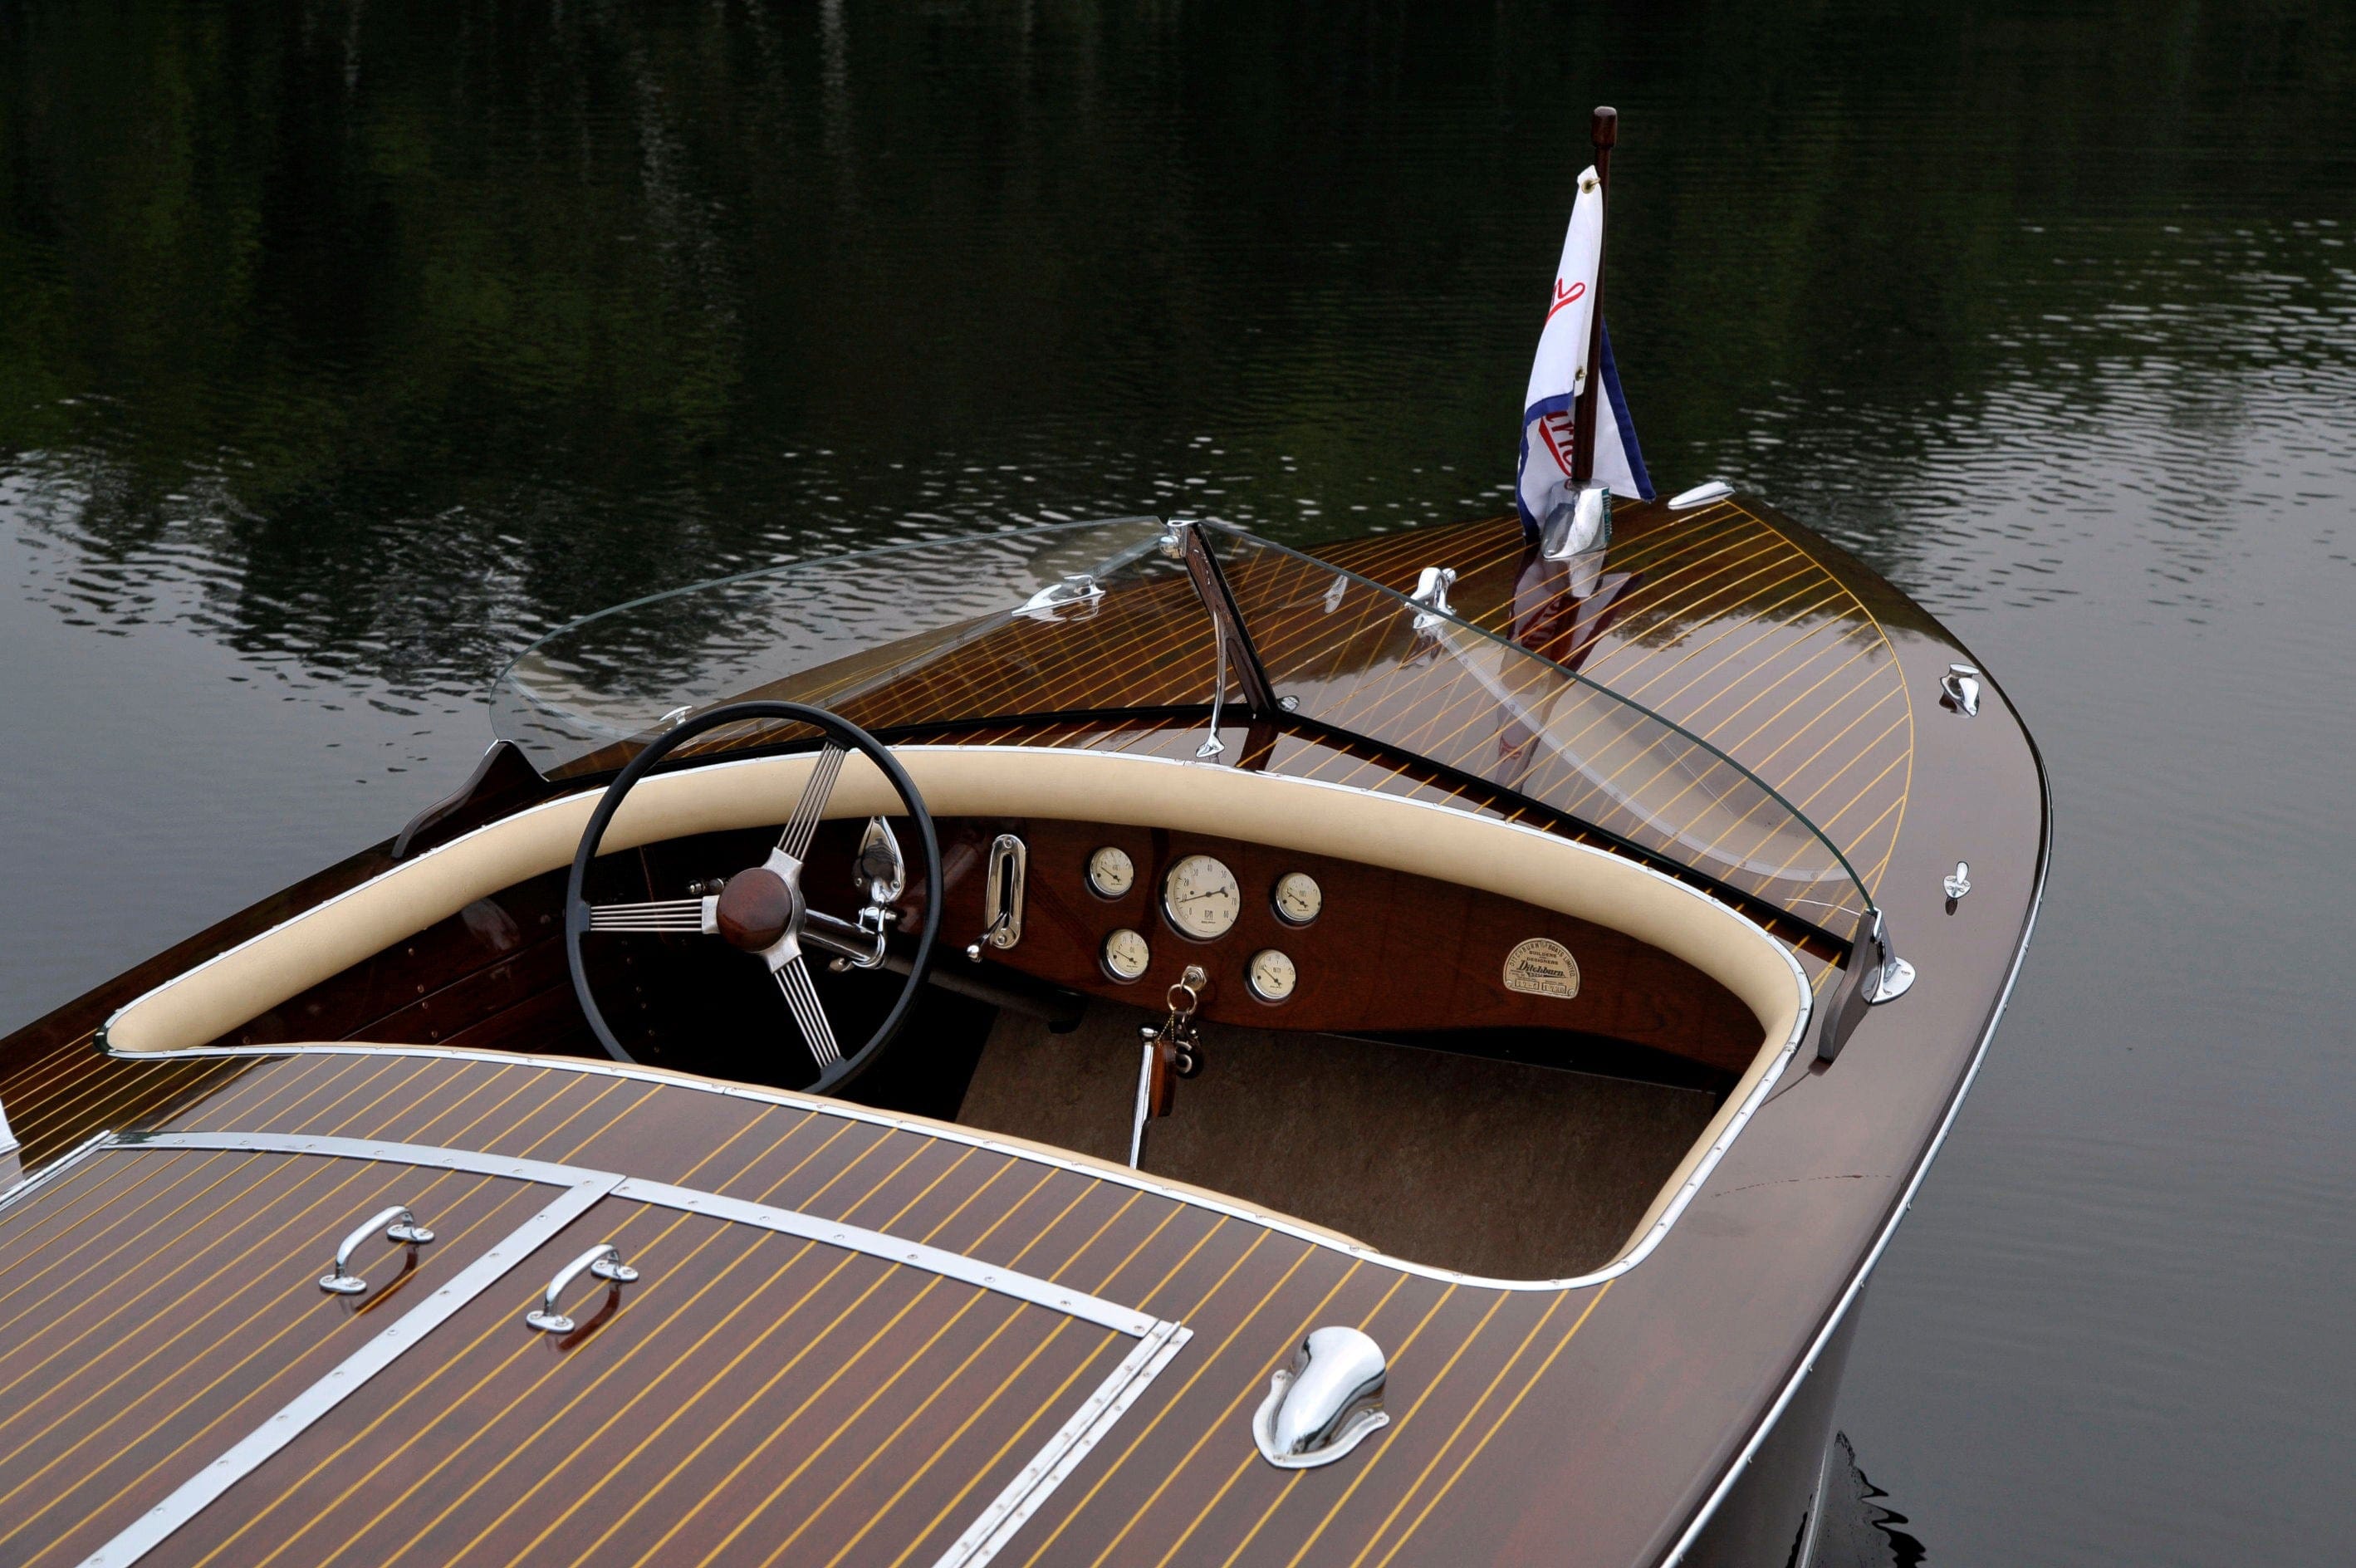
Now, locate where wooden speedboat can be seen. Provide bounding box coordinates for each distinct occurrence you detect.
[0,497,2045,1566]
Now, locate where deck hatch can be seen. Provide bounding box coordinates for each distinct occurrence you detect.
[0,1135,554,1568]
[39,1129,1187,1568]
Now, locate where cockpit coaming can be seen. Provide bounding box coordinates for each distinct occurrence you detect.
[100,741,1813,1287]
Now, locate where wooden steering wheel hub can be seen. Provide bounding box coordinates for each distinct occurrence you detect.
[715,868,797,951]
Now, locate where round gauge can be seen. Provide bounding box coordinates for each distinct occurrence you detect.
[1163,854,1242,940]
[1101,928,1151,982]
[1086,845,1136,899]
[1247,949,1298,1002]
[1271,870,1323,926]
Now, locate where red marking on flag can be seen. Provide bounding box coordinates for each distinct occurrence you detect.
[1545,278,1587,325]
[1536,409,1576,478]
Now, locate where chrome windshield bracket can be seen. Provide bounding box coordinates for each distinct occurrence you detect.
[1815,907,1913,1064]
[1407,566,1457,634]
[1168,521,1279,731]
[1019,573,1104,620]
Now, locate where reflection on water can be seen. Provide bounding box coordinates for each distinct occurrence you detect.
[5,3,2356,1564]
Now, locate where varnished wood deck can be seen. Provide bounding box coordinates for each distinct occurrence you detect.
[0,497,2046,1566]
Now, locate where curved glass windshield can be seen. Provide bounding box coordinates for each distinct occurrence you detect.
[492,516,1873,929]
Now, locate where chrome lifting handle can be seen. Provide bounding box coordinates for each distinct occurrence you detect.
[319,1205,436,1295]
[525,1242,639,1333]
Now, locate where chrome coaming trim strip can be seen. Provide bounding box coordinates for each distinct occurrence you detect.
[98,743,1815,1293]
[612,1178,1161,1338]
[75,1174,620,1568]
[0,1129,112,1217]
[1659,760,2052,1566]
[934,1320,1193,1568]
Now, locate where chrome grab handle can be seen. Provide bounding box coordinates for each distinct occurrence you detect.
[319,1205,435,1295]
[525,1242,639,1333]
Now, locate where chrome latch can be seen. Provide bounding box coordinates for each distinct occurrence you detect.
[1253,1325,1390,1468]
[320,1205,435,1296]
[1939,664,1982,717]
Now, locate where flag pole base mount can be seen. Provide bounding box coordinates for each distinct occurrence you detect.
[1540,483,1613,562]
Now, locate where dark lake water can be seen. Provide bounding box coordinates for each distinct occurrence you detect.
[5,3,2354,1561]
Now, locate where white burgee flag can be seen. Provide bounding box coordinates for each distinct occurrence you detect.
[1516,167,1652,541]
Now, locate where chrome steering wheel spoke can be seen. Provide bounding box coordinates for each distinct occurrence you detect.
[585,897,717,934]
[774,953,842,1071]
[777,742,847,863]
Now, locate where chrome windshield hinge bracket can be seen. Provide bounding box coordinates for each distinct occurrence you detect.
[1815,907,1914,1065]
[1407,566,1457,635]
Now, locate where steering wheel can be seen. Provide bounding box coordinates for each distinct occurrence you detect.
[563,700,944,1094]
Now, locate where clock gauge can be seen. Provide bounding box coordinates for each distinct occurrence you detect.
[1163,855,1242,940]
[1101,928,1151,982]
[1086,845,1136,899]
[1272,870,1323,926]
[1247,949,1298,1002]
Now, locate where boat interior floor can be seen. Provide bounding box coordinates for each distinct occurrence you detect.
[955,1000,1719,1281]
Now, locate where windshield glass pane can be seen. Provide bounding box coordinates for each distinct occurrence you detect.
[492,516,1870,929]
[1204,525,1874,929]
[491,517,1180,772]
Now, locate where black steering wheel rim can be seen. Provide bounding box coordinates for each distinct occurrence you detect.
[562,699,944,1095]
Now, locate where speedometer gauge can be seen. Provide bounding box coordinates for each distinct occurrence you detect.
[1163,855,1242,939]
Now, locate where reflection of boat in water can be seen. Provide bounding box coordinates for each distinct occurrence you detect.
[0,493,2044,1566]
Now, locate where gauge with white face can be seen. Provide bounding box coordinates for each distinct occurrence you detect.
[1271,870,1323,926]
[1247,948,1298,1002]
[1086,845,1136,899]
[1101,928,1151,982]
[1163,854,1242,940]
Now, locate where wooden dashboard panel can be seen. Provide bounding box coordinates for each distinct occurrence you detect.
[918,817,1761,1077]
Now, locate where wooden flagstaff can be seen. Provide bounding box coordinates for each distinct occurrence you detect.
[1568,105,1618,486]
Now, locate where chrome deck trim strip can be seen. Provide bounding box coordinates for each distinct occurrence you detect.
[115,1129,608,1189]
[933,1319,1194,1568]
[1659,758,2053,1566]
[0,1129,111,1217]
[99,742,1815,1293]
[76,1174,620,1568]
[613,1178,1162,1339]
[112,1132,1163,1339]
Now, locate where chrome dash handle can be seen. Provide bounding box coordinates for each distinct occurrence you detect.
[525,1242,639,1334]
[319,1205,435,1296]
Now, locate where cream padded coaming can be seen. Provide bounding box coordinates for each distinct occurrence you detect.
[105,743,1805,1061]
